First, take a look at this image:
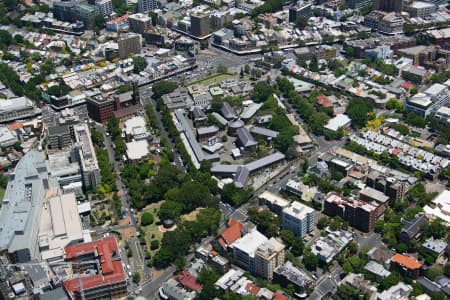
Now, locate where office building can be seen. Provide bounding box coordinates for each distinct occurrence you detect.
[258,191,291,215]
[72,3,98,27]
[288,2,312,23]
[48,125,72,149]
[374,0,403,12]
[366,170,409,202]
[48,151,83,191]
[190,13,212,37]
[137,0,157,13]
[282,201,315,237]
[38,193,83,261]
[63,237,128,299]
[359,186,390,204]
[73,124,101,189]
[231,228,268,274]
[0,150,48,263]
[95,0,113,17]
[254,238,285,280]
[323,193,381,232]
[118,33,142,59]
[378,13,404,35]
[86,94,115,123]
[346,0,373,10]
[129,13,152,34]
[406,1,436,18]
[0,97,39,123]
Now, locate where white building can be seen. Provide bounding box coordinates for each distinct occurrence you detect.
[126,140,149,162]
[282,201,315,237]
[38,193,84,261]
[324,114,351,132]
[231,228,268,274]
[73,124,101,189]
[424,190,450,226]
[0,126,18,147]
[123,116,149,141]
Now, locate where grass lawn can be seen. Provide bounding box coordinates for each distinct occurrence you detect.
[189,73,235,86]
[181,207,204,221]
[140,201,164,255]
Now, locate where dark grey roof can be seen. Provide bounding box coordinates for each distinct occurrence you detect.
[250,126,279,138]
[191,106,206,120]
[274,261,312,288]
[48,125,69,136]
[221,102,237,120]
[234,166,250,188]
[236,127,257,148]
[417,277,441,293]
[197,126,219,136]
[246,152,285,172]
[400,215,428,239]
[37,287,69,300]
[435,275,450,287]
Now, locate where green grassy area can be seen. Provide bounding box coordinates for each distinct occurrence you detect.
[189,72,235,86]
[141,201,164,256]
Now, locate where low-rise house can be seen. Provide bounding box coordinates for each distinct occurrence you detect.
[389,254,422,279]
[376,282,412,300]
[422,238,448,259]
[364,261,391,279]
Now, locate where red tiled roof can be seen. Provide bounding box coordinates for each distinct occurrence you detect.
[175,270,202,292]
[245,282,260,296]
[7,122,23,131]
[391,254,422,270]
[217,219,243,249]
[63,237,126,293]
[401,82,415,89]
[107,13,129,24]
[317,95,333,108]
[273,291,288,300]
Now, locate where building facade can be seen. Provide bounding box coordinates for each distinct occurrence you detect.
[118,33,142,59]
[282,201,315,237]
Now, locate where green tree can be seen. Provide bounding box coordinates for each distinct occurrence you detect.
[309,55,319,72]
[150,239,160,250]
[0,30,12,48]
[152,80,178,99]
[133,56,148,74]
[248,208,280,237]
[132,272,141,284]
[148,11,158,26]
[252,81,274,102]
[141,212,154,226]
[346,98,373,128]
[303,249,318,271]
[216,64,228,74]
[379,273,400,291]
[158,200,183,220]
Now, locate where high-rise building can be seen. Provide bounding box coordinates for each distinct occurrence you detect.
[137,0,157,13]
[323,193,382,232]
[95,0,113,17]
[346,0,373,10]
[374,0,403,12]
[288,2,312,23]
[190,13,212,37]
[73,123,101,189]
[86,94,115,123]
[129,13,153,34]
[118,33,142,59]
[254,238,285,280]
[281,201,315,237]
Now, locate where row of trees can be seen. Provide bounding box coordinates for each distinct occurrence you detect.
[107,116,126,158]
[0,63,43,102]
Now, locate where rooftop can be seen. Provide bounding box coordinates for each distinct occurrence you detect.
[63,237,126,293]
[391,253,422,270]
[232,229,268,257]
[126,140,149,161]
[0,150,48,258]
[282,201,314,219]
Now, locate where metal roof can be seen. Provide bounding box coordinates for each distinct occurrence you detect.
[236,127,257,147]
[250,126,279,138]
